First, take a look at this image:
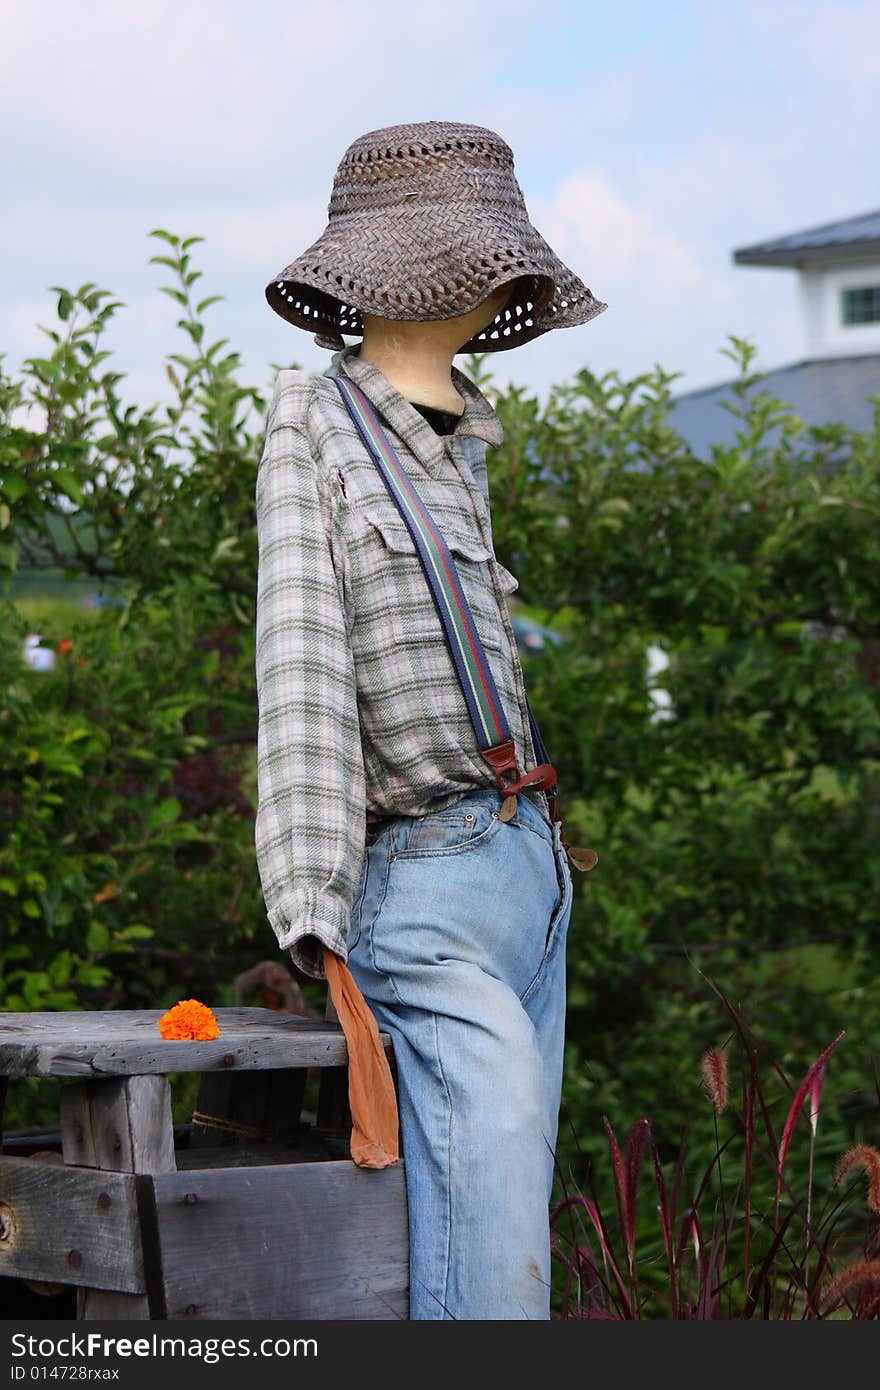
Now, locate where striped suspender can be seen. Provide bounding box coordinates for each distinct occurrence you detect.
[330,372,598,871]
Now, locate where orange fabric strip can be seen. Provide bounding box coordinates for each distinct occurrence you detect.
[323,947,400,1169]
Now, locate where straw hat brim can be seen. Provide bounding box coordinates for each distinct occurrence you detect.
[266,208,608,353]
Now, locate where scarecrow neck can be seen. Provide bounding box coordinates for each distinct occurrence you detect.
[359,283,509,414]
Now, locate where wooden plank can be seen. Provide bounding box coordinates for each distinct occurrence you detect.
[316,1067,351,1134]
[154,1160,409,1320]
[175,1137,337,1169]
[60,1076,177,1321]
[0,1009,391,1078]
[0,1157,142,1291]
[2,1124,194,1158]
[190,1068,307,1148]
[264,1066,308,1137]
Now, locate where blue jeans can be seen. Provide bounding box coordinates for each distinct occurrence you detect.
[346,786,573,1320]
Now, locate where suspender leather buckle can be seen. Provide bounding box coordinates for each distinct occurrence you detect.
[481,740,560,819]
[480,739,519,784]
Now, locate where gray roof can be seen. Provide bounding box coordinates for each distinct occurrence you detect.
[733,209,880,267]
[667,354,880,456]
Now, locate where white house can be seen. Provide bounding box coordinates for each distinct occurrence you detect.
[668,208,880,454]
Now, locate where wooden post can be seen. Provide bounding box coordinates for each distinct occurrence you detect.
[60,1075,175,1320]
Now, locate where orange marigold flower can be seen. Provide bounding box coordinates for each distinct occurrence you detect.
[57,638,73,654]
[158,998,220,1041]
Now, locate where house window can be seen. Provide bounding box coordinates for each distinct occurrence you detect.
[841,285,880,325]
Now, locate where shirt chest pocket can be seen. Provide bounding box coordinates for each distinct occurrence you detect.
[354,504,509,651]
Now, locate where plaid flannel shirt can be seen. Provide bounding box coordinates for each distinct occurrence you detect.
[254,342,550,979]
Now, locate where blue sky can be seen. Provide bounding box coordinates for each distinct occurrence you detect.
[2,0,877,419]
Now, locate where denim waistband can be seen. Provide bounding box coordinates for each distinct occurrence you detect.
[368,786,555,849]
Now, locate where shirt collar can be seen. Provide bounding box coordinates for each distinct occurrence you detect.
[324,342,504,481]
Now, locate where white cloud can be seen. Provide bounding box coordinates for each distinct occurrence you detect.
[511,166,757,393]
[534,166,708,299]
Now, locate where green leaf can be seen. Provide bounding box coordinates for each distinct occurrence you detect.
[52,467,85,506]
[148,796,182,831]
[77,963,111,987]
[118,924,155,941]
[49,950,74,985]
[2,474,28,503]
[86,921,110,953]
[158,287,189,308]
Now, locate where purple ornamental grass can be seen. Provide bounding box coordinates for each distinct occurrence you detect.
[551,980,879,1319]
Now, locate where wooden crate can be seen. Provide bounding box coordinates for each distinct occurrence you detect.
[0,1009,407,1320]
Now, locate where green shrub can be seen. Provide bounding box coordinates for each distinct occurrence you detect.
[1,235,878,1194]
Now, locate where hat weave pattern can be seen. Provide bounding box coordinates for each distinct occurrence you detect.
[266,120,608,353]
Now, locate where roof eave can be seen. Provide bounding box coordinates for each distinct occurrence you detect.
[733,240,880,269]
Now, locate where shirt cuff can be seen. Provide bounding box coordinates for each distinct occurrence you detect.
[266,887,351,981]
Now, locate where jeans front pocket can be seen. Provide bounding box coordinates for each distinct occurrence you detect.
[393,800,501,859]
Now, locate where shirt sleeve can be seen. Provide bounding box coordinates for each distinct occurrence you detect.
[254,372,366,980]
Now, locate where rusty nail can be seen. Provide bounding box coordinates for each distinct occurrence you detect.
[68,1250,82,1269]
[184,1304,198,1316]
[222,1053,235,1067]
[96,1192,112,1211]
[183,1192,199,1204]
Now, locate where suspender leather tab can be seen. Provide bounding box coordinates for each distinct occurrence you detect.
[480,739,519,782]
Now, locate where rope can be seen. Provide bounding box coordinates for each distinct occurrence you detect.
[190,1109,273,1142]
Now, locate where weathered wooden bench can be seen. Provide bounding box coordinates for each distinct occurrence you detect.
[0,1009,407,1320]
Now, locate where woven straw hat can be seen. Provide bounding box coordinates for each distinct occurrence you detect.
[266,119,608,354]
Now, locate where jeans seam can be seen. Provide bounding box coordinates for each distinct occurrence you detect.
[518,866,573,1008]
[432,1010,454,1320]
[365,846,400,999]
